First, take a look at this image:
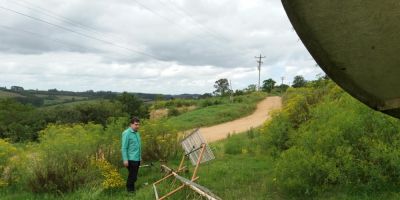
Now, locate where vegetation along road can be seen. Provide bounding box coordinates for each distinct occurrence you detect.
[200,96,282,142]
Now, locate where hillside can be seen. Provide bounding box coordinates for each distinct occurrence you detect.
[2,79,400,199]
[0,88,200,107]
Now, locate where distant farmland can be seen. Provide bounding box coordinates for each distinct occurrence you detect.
[0,90,25,98]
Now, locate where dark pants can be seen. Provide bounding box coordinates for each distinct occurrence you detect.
[126,160,140,192]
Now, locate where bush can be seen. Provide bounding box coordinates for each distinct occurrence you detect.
[274,147,338,196]
[167,107,180,117]
[0,139,17,187]
[27,124,104,193]
[261,113,294,156]
[224,134,244,155]
[93,159,124,189]
[101,117,129,167]
[140,120,180,161]
[264,81,400,197]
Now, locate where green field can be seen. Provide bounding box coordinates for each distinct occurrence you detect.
[35,94,87,100]
[0,90,24,98]
[0,90,92,106]
[41,99,103,108]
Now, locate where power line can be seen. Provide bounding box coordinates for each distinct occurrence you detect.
[11,0,108,39]
[6,0,234,63]
[164,0,227,42]
[132,0,225,45]
[0,24,135,59]
[158,0,228,42]
[0,24,79,49]
[7,1,150,59]
[0,5,163,60]
[132,0,201,38]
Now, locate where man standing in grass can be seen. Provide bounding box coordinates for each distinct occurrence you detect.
[121,117,142,193]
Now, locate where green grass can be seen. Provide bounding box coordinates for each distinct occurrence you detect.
[2,132,400,199]
[166,93,266,130]
[166,103,256,130]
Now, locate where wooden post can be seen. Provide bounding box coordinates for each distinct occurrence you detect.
[191,143,206,181]
[153,184,159,200]
[177,154,186,170]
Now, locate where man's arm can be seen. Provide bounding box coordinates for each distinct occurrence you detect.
[121,132,129,167]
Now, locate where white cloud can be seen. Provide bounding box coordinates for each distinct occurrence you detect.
[0,0,324,94]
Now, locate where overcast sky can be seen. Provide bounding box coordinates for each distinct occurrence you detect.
[0,0,323,94]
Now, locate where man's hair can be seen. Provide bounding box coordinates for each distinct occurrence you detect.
[130,117,140,124]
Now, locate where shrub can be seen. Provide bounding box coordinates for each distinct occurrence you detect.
[283,90,311,127]
[265,81,400,197]
[274,147,338,196]
[200,99,214,108]
[167,107,180,117]
[0,139,17,187]
[101,117,129,167]
[27,124,104,193]
[224,134,244,155]
[93,158,124,189]
[140,120,180,161]
[261,113,294,156]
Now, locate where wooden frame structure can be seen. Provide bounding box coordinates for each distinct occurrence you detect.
[152,129,220,200]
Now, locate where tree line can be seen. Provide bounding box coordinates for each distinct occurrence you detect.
[0,92,149,143]
[211,74,325,96]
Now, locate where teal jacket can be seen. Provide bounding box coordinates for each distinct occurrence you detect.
[121,127,141,161]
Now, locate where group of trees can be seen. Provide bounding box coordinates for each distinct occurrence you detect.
[212,75,316,96]
[0,93,149,143]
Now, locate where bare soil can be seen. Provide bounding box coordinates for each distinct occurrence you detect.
[200,96,282,142]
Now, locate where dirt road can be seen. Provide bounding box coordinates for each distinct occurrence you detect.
[200,96,282,143]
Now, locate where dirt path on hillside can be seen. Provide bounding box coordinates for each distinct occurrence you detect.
[200,96,282,143]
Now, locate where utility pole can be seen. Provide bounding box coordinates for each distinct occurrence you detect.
[281,76,285,85]
[255,54,265,91]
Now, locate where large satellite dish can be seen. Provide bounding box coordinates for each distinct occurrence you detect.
[281,1,400,118]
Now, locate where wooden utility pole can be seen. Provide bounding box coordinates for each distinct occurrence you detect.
[255,54,265,91]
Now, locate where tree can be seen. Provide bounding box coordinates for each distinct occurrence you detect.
[276,84,290,93]
[199,93,213,99]
[117,92,149,119]
[262,78,276,92]
[292,75,307,88]
[234,89,244,96]
[155,94,164,102]
[0,99,44,142]
[244,84,257,93]
[213,78,232,96]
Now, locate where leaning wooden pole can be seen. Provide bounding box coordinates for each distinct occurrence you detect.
[170,170,221,200]
[191,143,206,181]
